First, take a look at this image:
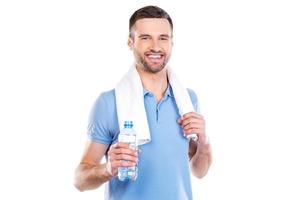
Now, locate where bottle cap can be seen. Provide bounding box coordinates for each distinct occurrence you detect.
[124,120,133,128]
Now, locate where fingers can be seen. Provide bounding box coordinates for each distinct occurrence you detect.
[112,142,131,149]
[183,122,205,131]
[107,142,139,176]
[108,143,138,162]
[183,112,204,120]
[184,127,203,134]
[177,112,206,138]
[110,160,137,168]
[181,118,204,129]
[111,153,138,163]
[110,147,138,157]
[178,112,205,128]
[178,112,204,125]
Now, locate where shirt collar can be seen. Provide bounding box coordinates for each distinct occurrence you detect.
[143,84,174,98]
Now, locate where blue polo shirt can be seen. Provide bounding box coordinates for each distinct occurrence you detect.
[87,85,199,200]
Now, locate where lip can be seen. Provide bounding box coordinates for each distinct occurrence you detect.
[145,53,165,60]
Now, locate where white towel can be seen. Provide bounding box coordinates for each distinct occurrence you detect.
[115,65,197,145]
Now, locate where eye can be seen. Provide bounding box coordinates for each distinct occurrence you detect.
[160,37,169,41]
[141,37,149,40]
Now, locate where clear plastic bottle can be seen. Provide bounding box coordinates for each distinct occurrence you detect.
[117,121,138,181]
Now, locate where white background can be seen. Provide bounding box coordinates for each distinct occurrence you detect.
[0,0,299,199]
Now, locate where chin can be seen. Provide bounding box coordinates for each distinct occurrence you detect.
[147,64,166,73]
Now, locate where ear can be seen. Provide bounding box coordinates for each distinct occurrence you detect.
[128,37,134,50]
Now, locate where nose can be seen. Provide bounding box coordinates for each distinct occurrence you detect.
[150,40,161,52]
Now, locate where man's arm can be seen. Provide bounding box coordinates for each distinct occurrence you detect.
[178,112,212,178]
[188,138,212,178]
[74,141,138,191]
[74,141,111,191]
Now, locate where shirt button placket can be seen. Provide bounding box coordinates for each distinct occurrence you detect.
[156,106,160,123]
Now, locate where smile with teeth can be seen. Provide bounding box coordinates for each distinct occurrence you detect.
[146,54,164,60]
[148,55,162,58]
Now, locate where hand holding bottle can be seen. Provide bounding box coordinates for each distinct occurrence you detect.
[106,142,138,177]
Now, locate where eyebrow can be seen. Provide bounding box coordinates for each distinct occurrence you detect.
[138,34,171,38]
[160,34,170,38]
[138,34,151,38]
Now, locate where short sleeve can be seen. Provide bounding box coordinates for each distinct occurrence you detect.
[187,88,200,113]
[87,92,114,144]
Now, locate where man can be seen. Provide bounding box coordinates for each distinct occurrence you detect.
[74,5,212,200]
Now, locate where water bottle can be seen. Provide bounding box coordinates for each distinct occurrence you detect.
[117,121,138,181]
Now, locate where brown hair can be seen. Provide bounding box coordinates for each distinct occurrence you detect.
[129,6,173,37]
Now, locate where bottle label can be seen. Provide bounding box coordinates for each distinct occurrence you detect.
[119,134,134,142]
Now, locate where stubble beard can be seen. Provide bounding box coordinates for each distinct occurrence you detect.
[137,52,171,74]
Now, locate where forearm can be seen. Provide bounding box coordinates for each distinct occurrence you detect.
[74,162,112,191]
[189,141,212,178]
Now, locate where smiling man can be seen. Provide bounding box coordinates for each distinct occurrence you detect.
[130,18,172,74]
[74,5,212,200]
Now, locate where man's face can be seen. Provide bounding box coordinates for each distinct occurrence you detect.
[128,18,173,73]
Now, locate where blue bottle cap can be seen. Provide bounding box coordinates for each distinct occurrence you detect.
[124,120,133,128]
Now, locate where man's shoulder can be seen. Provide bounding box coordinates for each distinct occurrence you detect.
[98,88,116,101]
[93,88,116,109]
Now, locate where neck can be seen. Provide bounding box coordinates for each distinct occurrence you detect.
[135,64,168,102]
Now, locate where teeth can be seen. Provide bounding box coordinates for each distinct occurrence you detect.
[148,55,161,58]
